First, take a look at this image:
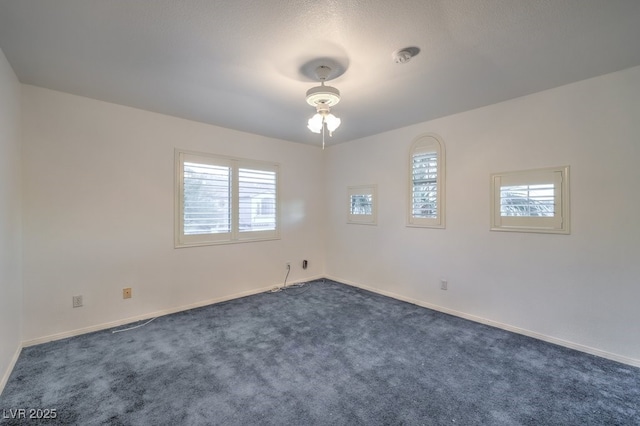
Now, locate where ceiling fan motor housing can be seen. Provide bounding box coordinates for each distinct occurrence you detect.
[306,84,340,107]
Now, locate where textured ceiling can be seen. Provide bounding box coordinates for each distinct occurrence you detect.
[1,0,639,146]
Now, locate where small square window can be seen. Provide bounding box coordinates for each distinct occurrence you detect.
[347,185,377,225]
[490,166,570,234]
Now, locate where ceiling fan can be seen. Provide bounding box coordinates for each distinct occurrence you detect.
[305,65,341,149]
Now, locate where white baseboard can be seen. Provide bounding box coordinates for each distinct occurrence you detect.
[326,275,640,368]
[22,275,323,348]
[18,274,637,373]
[0,344,22,396]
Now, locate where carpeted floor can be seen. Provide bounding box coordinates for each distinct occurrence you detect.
[1,279,639,425]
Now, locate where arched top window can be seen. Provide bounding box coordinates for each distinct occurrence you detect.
[408,133,445,228]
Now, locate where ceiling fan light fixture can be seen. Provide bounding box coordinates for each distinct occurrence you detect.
[305,64,342,147]
[324,113,341,135]
[307,113,323,134]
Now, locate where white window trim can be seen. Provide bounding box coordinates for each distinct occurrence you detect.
[407,133,446,228]
[490,165,570,234]
[347,185,377,225]
[175,149,280,248]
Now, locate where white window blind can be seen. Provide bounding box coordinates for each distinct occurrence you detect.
[176,150,279,247]
[408,134,445,228]
[350,194,373,215]
[491,166,570,234]
[411,151,438,219]
[347,185,377,224]
[500,183,555,217]
[183,162,231,235]
[239,168,277,233]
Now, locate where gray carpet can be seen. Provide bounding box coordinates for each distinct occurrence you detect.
[1,279,639,425]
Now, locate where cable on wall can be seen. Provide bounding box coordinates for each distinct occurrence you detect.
[269,264,308,294]
[111,317,157,334]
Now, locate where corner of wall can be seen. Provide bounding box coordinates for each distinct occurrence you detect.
[0,46,23,397]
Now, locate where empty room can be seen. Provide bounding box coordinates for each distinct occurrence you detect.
[1,1,639,424]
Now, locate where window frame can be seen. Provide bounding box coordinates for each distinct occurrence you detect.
[490,165,570,234]
[347,184,378,225]
[175,149,280,248]
[407,133,446,228]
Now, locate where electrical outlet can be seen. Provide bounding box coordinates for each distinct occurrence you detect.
[123,287,132,299]
[302,259,308,269]
[440,280,448,291]
[72,295,83,308]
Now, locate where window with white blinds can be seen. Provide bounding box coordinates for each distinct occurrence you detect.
[490,166,570,234]
[408,134,445,228]
[347,185,377,225]
[500,183,555,217]
[351,194,373,215]
[411,152,438,219]
[175,150,279,247]
[183,162,231,236]
[239,168,277,233]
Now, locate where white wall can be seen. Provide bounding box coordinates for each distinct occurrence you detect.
[14,64,640,367]
[325,66,640,365]
[21,85,325,342]
[0,48,22,391]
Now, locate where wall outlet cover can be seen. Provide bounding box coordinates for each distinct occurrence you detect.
[72,295,83,308]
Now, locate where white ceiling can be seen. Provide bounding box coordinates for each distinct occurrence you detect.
[1,0,639,146]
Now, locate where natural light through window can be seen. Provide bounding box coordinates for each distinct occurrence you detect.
[176,150,279,247]
[350,194,373,215]
[239,168,277,232]
[500,183,555,217]
[491,166,569,234]
[348,185,377,225]
[183,162,231,235]
[411,152,438,219]
[408,134,445,228]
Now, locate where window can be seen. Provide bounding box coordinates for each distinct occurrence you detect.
[408,134,445,228]
[175,150,279,247]
[490,166,570,234]
[347,185,377,225]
